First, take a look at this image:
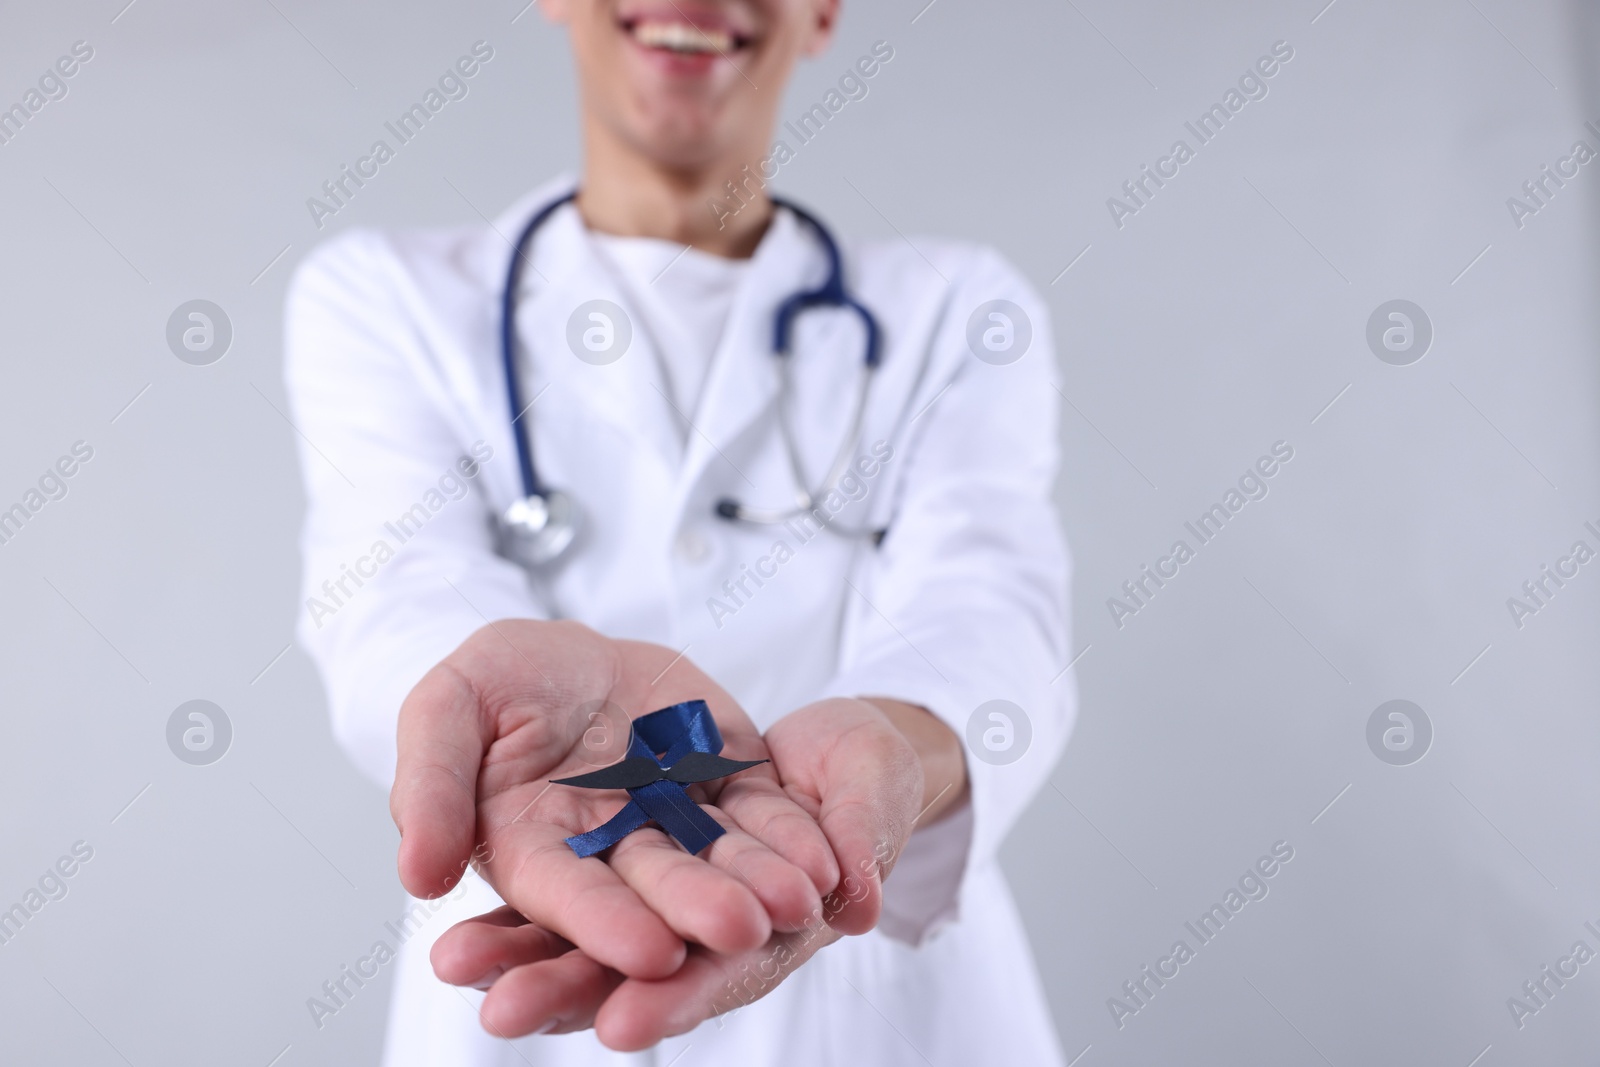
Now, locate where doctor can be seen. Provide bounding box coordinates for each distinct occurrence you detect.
[285,0,1074,1064]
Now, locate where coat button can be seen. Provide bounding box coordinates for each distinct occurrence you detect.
[675,528,712,564]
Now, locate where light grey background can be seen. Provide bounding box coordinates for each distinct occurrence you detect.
[2,1,1597,1064]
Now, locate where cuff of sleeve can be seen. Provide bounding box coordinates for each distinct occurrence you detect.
[876,799,973,946]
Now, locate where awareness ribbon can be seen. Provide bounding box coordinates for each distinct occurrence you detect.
[556,700,767,858]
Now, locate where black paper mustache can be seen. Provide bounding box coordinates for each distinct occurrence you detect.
[552,751,769,791]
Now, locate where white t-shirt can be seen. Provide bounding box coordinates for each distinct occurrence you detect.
[588,232,750,437]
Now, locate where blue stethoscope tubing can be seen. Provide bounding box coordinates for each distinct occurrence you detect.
[495,189,885,569]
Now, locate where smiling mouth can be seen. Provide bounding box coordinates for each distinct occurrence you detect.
[620,17,752,56]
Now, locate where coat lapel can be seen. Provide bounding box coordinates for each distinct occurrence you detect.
[674,207,828,506]
[478,190,845,511]
[499,187,683,480]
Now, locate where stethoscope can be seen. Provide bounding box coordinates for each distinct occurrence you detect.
[496,190,884,571]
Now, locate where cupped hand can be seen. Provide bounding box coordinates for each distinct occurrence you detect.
[391,620,839,981]
[431,903,844,1049]
[762,697,931,933]
[426,697,952,1049]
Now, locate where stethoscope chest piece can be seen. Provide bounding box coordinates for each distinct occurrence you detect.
[499,491,580,569]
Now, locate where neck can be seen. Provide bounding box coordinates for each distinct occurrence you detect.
[576,126,773,258]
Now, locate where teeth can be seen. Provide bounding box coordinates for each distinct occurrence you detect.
[631,20,734,54]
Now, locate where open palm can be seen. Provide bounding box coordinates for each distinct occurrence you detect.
[425,697,933,1049]
[391,620,839,980]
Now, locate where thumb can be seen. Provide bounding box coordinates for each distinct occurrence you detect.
[814,724,922,936]
[391,661,491,899]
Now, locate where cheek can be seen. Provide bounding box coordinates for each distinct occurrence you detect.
[749,23,812,86]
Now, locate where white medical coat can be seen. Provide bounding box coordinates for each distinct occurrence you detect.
[285,174,1075,1067]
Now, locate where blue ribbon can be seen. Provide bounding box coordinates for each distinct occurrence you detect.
[563,700,732,858]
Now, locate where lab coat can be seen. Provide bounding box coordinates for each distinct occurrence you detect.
[285,174,1075,1067]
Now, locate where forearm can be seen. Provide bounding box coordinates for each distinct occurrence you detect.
[862,698,969,827]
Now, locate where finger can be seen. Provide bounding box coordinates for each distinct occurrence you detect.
[479,818,687,979]
[701,814,826,934]
[392,660,491,899]
[594,926,840,1052]
[714,776,840,900]
[813,729,922,936]
[605,825,772,953]
[480,951,624,1039]
[394,620,624,899]
[432,906,573,989]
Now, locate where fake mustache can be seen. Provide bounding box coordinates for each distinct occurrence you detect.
[552,751,769,791]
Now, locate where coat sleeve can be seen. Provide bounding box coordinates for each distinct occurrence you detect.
[815,247,1075,945]
[283,230,543,788]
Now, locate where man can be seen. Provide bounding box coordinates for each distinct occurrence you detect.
[286,1,1073,1062]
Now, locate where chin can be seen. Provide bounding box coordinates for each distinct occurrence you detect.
[624,105,737,170]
